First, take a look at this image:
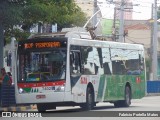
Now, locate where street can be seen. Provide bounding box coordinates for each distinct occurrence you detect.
[1,95,160,120]
[34,95,160,112]
[26,95,160,118]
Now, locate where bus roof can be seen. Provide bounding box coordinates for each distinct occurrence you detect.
[69,37,144,51]
[28,32,67,39]
[25,31,144,51]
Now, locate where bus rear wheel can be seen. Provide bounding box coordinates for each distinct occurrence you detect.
[114,86,131,107]
[123,86,131,107]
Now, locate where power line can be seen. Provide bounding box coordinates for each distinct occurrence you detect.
[133,0,154,4]
[127,35,151,39]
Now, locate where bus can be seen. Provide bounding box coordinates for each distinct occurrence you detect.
[12,31,146,111]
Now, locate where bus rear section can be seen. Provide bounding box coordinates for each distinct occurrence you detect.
[68,39,146,109]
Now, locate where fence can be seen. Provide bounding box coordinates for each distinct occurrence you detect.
[147,81,160,93]
[1,84,16,107]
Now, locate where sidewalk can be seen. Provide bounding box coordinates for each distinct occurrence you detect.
[0,104,37,112]
[146,93,160,96]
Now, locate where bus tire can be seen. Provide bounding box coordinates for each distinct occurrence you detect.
[86,87,94,110]
[114,101,121,108]
[123,86,131,107]
[114,86,131,107]
[37,104,46,112]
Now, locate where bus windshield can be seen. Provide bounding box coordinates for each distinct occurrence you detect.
[18,49,66,82]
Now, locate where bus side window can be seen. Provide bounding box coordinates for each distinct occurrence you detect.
[70,51,81,74]
[139,54,144,71]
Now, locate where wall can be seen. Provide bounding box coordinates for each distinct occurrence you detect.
[125,29,151,58]
[147,81,160,93]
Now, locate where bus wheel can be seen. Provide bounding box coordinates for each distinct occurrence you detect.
[123,86,131,107]
[86,87,94,110]
[37,104,46,112]
[114,86,131,107]
[114,101,121,108]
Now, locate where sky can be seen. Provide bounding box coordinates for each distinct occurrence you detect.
[97,0,156,20]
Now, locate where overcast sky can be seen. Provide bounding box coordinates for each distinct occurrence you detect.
[98,0,156,20]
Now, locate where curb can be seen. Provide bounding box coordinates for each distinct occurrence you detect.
[146,93,160,96]
[0,105,34,112]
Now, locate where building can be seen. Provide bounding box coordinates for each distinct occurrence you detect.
[75,0,160,80]
[74,0,93,18]
[124,20,151,54]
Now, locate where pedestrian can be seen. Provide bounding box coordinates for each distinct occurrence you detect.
[0,68,11,107]
[1,68,10,85]
[7,72,13,85]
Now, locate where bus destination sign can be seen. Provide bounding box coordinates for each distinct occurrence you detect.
[24,42,61,49]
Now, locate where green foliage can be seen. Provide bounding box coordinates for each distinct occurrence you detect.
[0,0,26,43]
[22,0,87,30]
[0,1,23,27]
[5,29,30,43]
[0,0,87,44]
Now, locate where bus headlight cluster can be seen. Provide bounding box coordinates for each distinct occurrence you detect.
[19,88,23,93]
[18,88,27,94]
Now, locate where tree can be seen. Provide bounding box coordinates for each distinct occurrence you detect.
[0,0,87,70]
[0,0,25,70]
[22,0,87,31]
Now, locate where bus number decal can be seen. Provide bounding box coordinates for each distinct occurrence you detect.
[80,77,88,84]
[42,86,55,90]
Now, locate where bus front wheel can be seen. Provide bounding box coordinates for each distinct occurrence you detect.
[81,87,94,110]
[37,104,46,112]
[37,103,56,112]
[86,87,94,110]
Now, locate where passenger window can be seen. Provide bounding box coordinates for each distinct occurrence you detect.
[70,51,81,74]
[81,47,95,75]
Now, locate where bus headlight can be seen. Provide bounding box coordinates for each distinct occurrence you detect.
[19,88,24,93]
[19,88,27,94]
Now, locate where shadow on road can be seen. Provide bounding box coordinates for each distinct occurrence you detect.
[26,104,143,117]
[45,105,115,113]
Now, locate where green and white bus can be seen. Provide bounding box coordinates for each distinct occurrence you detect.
[12,31,146,111]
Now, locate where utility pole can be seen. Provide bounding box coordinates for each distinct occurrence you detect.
[151,0,158,80]
[150,4,154,80]
[93,0,98,27]
[112,0,136,42]
[119,0,125,42]
[112,7,117,41]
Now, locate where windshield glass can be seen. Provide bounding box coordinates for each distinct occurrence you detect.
[18,50,66,82]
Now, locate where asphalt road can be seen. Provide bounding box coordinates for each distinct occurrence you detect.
[44,95,160,112]
[2,95,160,120]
